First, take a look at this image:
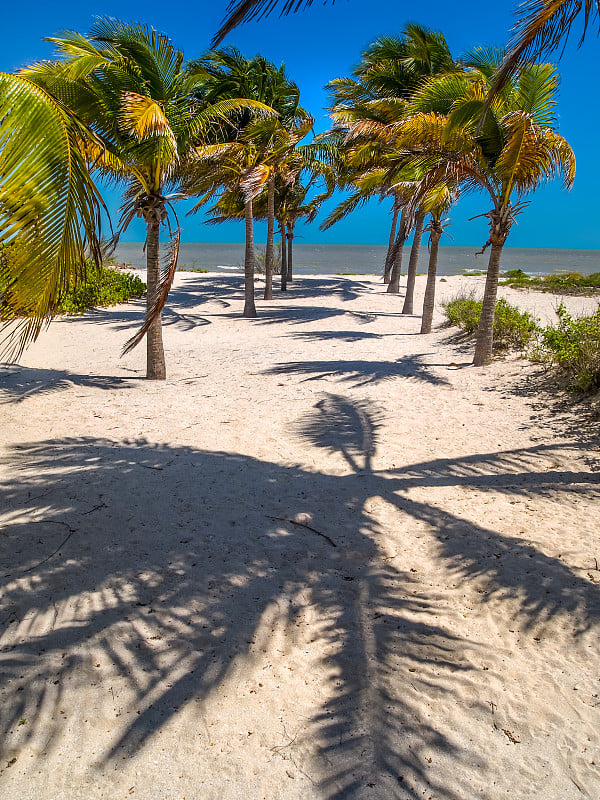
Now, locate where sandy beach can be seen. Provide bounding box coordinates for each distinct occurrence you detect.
[1,272,599,800]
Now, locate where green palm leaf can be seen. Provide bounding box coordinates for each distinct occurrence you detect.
[0,73,103,358]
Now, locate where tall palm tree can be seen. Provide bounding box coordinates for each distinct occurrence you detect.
[26,20,270,378]
[0,72,103,359]
[402,53,575,364]
[185,138,270,317]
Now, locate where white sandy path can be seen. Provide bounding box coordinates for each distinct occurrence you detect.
[1,273,599,800]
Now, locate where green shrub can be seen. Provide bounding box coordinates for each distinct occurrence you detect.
[534,303,600,393]
[1,244,145,317]
[501,270,600,294]
[443,293,539,351]
[55,264,146,314]
[443,293,482,334]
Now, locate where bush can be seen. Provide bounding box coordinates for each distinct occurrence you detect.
[534,303,600,393]
[501,270,600,295]
[1,244,145,317]
[56,264,146,314]
[443,293,539,351]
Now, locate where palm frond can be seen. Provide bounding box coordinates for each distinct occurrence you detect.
[0,73,103,358]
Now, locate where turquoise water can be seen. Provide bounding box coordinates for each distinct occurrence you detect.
[113,242,600,277]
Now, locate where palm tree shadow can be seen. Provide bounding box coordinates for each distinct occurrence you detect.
[265,354,451,387]
[0,364,136,403]
[1,398,598,798]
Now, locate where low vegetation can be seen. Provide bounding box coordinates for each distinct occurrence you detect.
[443,293,539,351]
[501,270,600,295]
[533,303,600,394]
[1,247,145,317]
[444,290,600,395]
[56,264,146,314]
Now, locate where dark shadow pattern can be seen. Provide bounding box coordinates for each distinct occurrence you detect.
[290,330,385,343]
[265,354,451,387]
[0,364,135,403]
[1,400,599,798]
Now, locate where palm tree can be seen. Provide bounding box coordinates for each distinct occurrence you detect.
[325,26,456,292]
[419,184,455,334]
[25,20,270,378]
[187,48,310,304]
[0,72,103,359]
[402,53,575,364]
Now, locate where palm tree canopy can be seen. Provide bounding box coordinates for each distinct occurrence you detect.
[398,59,575,231]
[189,47,303,126]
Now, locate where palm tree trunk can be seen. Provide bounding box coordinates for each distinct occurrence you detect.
[384,199,400,283]
[402,211,425,314]
[387,209,407,294]
[243,199,257,318]
[420,223,442,334]
[264,174,275,300]
[286,223,293,284]
[280,221,287,291]
[145,217,166,380]
[473,240,503,365]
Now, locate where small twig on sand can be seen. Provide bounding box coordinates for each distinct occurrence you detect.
[22,520,77,573]
[266,516,336,547]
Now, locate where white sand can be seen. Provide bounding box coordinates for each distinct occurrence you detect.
[1,272,599,800]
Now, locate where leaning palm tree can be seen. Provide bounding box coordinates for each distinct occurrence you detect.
[0,72,104,359]
[402,55,575,364]
[25,20,271,379]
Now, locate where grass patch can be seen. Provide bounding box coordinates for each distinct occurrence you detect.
[443,292,539,351]
[501,270,600,295]
[533,303,600,394]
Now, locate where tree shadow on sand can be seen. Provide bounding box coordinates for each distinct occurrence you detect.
[265,354,451,387]
[1,397,599,798]
[0,364,136,404]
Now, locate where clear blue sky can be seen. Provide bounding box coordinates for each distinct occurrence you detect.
[4,0,599,249]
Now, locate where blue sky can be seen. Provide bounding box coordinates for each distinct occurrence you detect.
[4,0,598,249]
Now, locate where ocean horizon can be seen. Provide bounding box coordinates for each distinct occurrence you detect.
[113,242,600,277]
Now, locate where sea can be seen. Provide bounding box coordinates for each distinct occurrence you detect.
[112,242,600,277]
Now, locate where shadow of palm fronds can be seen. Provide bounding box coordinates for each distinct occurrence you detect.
[0,364,135,403]
[266,354,451,387]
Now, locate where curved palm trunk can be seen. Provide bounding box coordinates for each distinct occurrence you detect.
[402,211,425,315]
[280,221,287,292]
[243,199,257,318]
[264,174,275,301]
[420,222,442,335]
[387,209,407,294]
[473,240,504,365]
[383,199,400,284]
[286,223,294,284]
[145,217,166,380]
